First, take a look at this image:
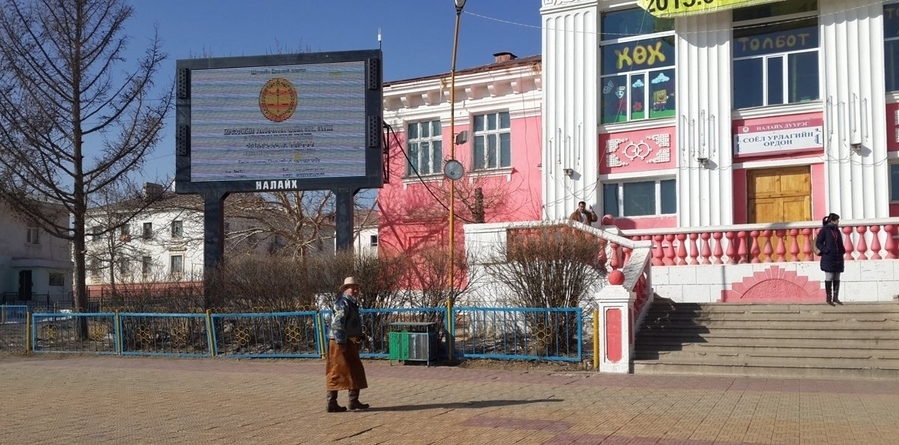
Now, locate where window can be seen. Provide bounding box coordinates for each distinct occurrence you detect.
[119,258,131,275]
[473,111,511,170]
[600,8,675,124]
[119,224,131,242]
[26,226,40,245]
[142,256,153,278]
[171,220,183,238]
[91,226,102,243]
[370,235,379,247]
[885,4,899,91]
[890,163,899,201]
[733,2,819,109]
[603,179,677,217]
[90,258,101,277]
[48,272,65,287]
[406,120,443,176]
[142,222,153,240]
[170,255,183,276]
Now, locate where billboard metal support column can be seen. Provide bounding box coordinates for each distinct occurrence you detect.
[202,190,228,284]
[335,189,357,252]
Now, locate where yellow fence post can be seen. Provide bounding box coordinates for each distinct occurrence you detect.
[205,309,216,357]
[316,312,327,358]
[593,308,600,371]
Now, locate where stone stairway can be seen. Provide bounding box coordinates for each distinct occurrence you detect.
[632,299,899,380]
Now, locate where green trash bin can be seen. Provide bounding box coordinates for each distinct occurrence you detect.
[388,322,438,366]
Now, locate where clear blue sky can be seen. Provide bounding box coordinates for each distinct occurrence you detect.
[127,0,542,182]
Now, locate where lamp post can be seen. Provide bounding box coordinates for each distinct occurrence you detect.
[447,0,466,361]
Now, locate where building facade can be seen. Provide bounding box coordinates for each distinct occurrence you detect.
[542,0,898,229]
[379,53,544,259]
[0,199,73,304]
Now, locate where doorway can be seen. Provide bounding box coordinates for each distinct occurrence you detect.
[747,166,812,261]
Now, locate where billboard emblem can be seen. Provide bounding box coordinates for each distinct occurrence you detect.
[259,78,297,122]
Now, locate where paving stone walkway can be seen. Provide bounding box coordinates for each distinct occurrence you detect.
[1,355,897,444]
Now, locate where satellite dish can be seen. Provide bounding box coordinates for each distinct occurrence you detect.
[443,159,464,181]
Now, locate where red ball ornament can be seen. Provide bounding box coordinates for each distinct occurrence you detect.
[608,270,625,285]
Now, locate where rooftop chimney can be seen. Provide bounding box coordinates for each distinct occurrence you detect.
[143,182,165,200]
[493,52,517,64]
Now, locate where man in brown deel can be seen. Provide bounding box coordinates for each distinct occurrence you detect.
[325,276,370,412]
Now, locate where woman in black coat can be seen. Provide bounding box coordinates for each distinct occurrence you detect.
[815,213,845,305]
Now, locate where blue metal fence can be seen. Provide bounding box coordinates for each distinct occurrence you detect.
[211,311,320,358]
[453,307,583,362]
[119,313,211,357]
[0,305,29,352]
[31,312,117,354]
[21,306,587,363]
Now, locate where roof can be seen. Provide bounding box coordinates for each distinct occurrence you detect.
[383,54,541,87]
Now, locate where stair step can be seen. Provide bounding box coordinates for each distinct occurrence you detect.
[632,300,899,380]
[632,361,898,380]
[635,349,899,361]
[634,344,899,358]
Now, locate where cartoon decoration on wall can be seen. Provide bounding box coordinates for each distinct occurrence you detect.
[650,72,674,117]
[631,78,645,119]
[603,79,628,122]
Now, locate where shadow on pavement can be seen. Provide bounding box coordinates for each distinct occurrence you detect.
[364,399,563,412]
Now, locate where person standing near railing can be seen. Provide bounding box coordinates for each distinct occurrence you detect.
[815,213,845,305]
[325,276,370,412]
[569,201,598,225]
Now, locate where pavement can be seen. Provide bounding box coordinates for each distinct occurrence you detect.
[0,355,897,445]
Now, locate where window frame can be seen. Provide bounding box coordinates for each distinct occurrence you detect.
[885,3,899,92]
[472,111,512,171]
[603,178,677,218]
[142,256,153,278]
[406,120,444,177]
[142,222,153,240]
[26,226,40,245]
[170,255,184,277]
[171,220,183,239]
[732,10,819,109]
[599,8,676,124]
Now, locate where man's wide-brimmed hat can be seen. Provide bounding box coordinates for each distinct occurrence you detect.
[339,276,359,292]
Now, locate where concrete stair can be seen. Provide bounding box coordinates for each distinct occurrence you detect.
[632,299,899,380]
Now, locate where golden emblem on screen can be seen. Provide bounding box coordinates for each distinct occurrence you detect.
[259,78,297,122]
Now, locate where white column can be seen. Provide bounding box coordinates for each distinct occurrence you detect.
[675,12,734,227]
[821,0,889,219]
[541,0,600,220]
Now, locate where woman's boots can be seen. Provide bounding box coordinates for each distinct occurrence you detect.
[825,280,842,305]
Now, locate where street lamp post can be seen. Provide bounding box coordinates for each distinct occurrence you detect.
[447,0,466,361]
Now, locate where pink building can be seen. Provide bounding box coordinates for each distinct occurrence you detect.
[379,52,543,283]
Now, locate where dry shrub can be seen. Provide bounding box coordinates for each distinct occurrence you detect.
[495,225,607,308]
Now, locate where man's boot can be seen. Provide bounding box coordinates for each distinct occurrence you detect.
[825,281,833,305]
[348,389,370,410]
[327,390,346,413]
[832,281,842,305]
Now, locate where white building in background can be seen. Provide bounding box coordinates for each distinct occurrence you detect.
[0,198,73,304]
[85,184,379,292]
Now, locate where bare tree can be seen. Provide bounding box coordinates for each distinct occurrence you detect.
[0,0,172,316]
[487,225,608,309]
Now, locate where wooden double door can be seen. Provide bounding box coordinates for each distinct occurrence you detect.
[748,166,811,224]
[747,166,811,260]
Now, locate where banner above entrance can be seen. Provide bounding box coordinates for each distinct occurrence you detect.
[637,0,787,18]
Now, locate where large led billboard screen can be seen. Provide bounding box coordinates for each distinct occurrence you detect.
[175,50,383,194]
